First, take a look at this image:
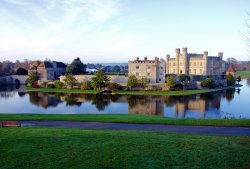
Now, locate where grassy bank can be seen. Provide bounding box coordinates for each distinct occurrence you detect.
[26,84,242,96]
[237,70,250,78]
[0,127,249,169]
[1,114,250,127]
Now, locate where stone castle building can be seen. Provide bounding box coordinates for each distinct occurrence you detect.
[128,57,165,84]
[29,61,67,81]
[166,47,223,76]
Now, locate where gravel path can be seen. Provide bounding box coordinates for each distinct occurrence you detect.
[20,121,250,136]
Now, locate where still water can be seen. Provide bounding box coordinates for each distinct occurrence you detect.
[0,79,250,119]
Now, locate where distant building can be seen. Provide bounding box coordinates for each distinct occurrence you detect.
[29,61,67,81]
[128,57,166,84]
[226,66,236,76]
[166,47,223,76]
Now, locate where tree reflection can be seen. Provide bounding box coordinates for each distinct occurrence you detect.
[224,88,235,102]
[29,92,61,108]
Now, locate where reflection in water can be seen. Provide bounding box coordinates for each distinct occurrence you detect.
[0,78,249,119]
[224,88,235,102]
[25,91,233,118]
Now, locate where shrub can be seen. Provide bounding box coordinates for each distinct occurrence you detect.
[31,82,40,88]
[127,75,138,89]
[226,73,236,86]
[79,81,93,90]
[107,82,121,91]
[64,74,77,89]
[166,76,176,88]
[54,80,63,89]
[201,78,215,88]
[26,72,37,86]
[41,81,48,88]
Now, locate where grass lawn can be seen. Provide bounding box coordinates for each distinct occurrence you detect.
[1,114,250,127]
[237,70,250,78]
[26,84,242,96]
[0,127,249,169]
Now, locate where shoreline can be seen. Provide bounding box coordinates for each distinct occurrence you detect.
[25,84,243,96]
[0,113,249,127]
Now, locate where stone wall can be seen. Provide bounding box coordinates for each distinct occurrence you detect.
[60,75,128,86]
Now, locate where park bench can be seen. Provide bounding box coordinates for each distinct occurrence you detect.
[0,121,21,127]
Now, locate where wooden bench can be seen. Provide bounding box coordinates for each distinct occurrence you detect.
[0,121,21,127]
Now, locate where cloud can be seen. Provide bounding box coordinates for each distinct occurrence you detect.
[0,0,127,62]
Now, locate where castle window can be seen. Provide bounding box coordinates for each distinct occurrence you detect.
[194,62,196,66]
[136,73,139,76]
[173,69,175,73]
[148,66,151,69]
[200,62,202,66]
[147,73,150,76]
[194,69,196,74]
[173,63,175,66]
[200,69,202,74]
[136,66,139,69]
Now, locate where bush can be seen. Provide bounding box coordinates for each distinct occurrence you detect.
[79,81,93,90]
[107,82,121,91]
[26,72,37,86]
[166,76,176,88]
[127,75,138,88]
[31,82,40,88]
[201,78,215,88]
[226,74,236,86]
[41,81,48,88]
[54,80,63,89]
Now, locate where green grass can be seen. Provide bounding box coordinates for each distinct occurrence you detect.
[237,70,250,78]
[26,84,242,96]
[1,114,250,127]
[0,127,249,169]
[26,86,101,94]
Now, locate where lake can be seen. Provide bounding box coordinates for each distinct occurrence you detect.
[0,78,249,119]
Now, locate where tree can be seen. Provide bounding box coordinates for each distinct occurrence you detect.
[26,72,37,86]
[66,58,86,75]
[107,82,121,91]
[112,65,121,73]
[179,74,190,83]
[226,73,236,86]
[91,69,110,89]
[16,67,28,75]
[138,77,147,88]
[79,81,92,90]
[127,75,138,89]
[166,76,176,89]
[64,74,77,89]
[201,78,215,88]
[54,80,64,89]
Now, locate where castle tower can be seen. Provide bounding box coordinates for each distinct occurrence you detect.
[176,48,180,74]
[166,54,170,74]
[203,51,208,75]
[182,47,188,74]
[218,52,223,75]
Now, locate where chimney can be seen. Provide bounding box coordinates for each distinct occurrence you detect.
[136,57,139,61]
[144,57,147,61]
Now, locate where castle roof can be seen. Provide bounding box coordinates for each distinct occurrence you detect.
[226,66,236,73]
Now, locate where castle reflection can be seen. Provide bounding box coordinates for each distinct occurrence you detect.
[25,89,236,118]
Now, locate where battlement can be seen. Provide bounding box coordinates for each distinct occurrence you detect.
[129,57,161,64]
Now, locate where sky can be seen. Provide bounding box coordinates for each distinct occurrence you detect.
[0,0,249,63]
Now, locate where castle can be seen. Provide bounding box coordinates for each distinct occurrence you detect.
[128,57,166,84]
[166,47,223,76]
[128,47,224,84]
